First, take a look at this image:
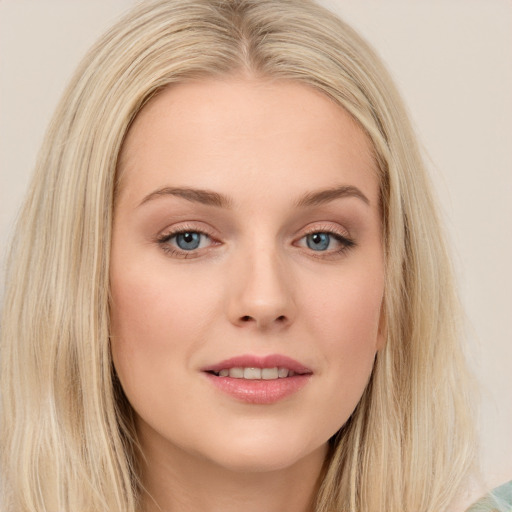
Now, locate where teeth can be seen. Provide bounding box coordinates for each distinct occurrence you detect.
[261,367,278,380]
[214,367,295,379]
[243,367,261,379]
[278,367,289,378]
[229,367,244,378]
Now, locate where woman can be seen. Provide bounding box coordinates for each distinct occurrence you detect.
[1,0,509,511]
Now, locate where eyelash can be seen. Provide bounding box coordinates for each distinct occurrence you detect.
[155,224,356,259]
[299,226,356,258]
[156,224,216,259]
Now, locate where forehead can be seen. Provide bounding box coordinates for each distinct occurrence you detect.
[117,77,379,208]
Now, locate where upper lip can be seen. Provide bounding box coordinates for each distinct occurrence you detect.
[201,354,312,375]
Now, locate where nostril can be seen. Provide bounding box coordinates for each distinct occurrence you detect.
[237,314,288,325]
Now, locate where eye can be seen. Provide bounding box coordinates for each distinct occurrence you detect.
[156,227,215,257]
[297,230,355,255]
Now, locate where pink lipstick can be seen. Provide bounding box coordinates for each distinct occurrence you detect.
[201,354,312,404]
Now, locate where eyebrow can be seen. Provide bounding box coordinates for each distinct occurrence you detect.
[295,185,370,208]
[138,186,232,208]
[138,184,370,209]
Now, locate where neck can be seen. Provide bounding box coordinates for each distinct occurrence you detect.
[138,429,329,512]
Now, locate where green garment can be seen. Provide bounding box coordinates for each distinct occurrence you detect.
[466,481,512,512]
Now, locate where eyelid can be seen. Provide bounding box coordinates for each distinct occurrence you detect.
[157,222,215,240]
[295,222,352,241]
[161,215,224,234]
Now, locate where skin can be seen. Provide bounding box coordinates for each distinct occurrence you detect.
[110,76,385,512]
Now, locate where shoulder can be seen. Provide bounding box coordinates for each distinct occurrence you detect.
[465,481,512,512]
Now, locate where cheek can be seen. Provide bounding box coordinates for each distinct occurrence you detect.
[108,261,225,453]
[108,260,219,398]
[302,267,383,425]
[306,266,383,351]
[110,258,216,341]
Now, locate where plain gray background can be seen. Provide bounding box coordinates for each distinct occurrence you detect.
[1,0,511,488]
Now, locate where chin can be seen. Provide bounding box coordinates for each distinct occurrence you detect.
[200,433,327,474]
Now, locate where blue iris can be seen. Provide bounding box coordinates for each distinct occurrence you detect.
[306,232,331,251]
[175,232,202,250]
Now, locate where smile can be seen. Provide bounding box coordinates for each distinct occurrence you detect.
[209,367,297,379]
[202,354,312,404]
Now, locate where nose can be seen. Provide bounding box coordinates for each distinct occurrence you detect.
[226,247,296,331]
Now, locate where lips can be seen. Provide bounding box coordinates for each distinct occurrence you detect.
[202,354,312,375]
[201,354,312,404]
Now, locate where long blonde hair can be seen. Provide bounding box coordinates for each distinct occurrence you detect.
[0,1,478,510]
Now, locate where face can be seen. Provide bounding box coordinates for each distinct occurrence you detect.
[110,77,385,474]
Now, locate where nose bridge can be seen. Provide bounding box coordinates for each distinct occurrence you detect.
[227,237,295,329]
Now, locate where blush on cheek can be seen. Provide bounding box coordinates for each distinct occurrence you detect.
[317,279,382,338]
[310,280,382,410]
[109,261,220,378]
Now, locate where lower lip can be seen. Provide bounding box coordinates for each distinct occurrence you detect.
[204,373,311,404]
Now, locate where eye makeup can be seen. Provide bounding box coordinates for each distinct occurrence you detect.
[295,226,356,258]
[154,220,356,260]
[155,222,219,259]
